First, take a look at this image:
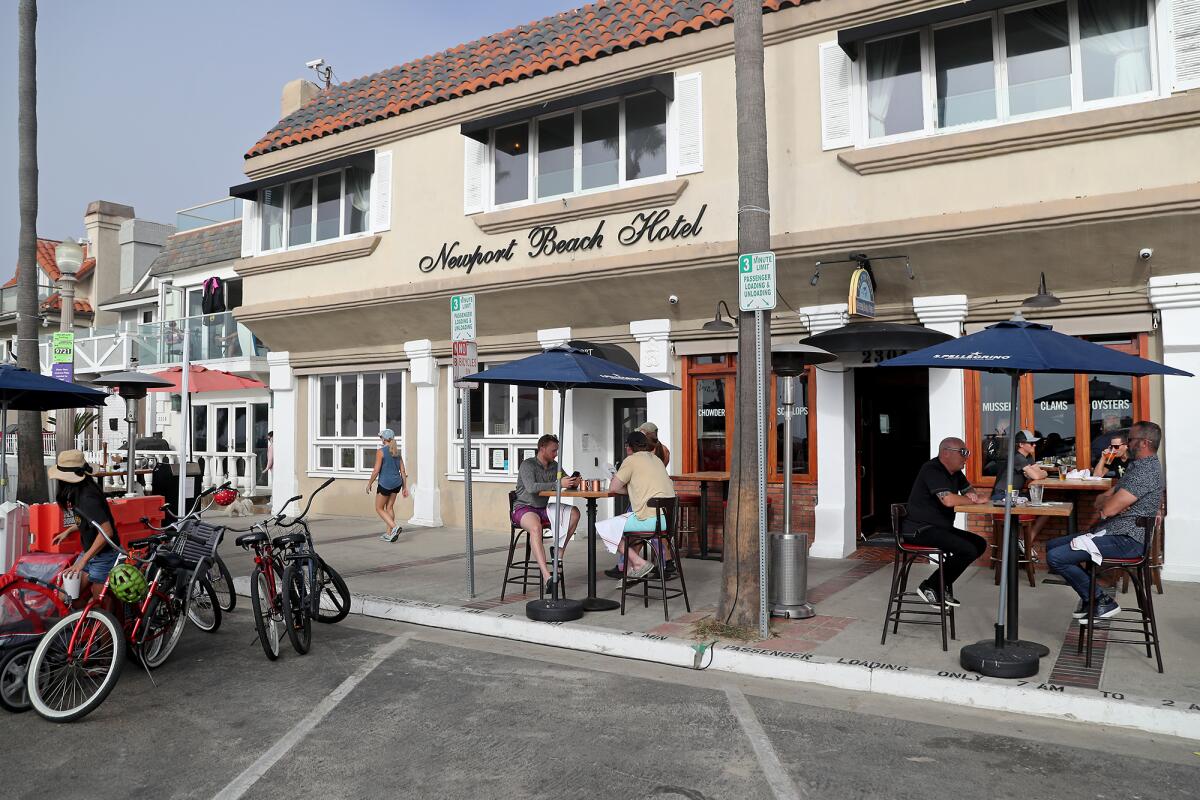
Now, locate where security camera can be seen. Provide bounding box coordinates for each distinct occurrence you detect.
[305,58,325,70]
[668,295,679,305]
[1139,248,1153,261]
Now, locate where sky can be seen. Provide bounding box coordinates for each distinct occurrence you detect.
[0,0,576,283]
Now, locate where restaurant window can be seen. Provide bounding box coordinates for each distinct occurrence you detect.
[310,371,405,476]
[450,363,544,479]
[258,165,372,253]
[860,0,1157,143]
[966,334,1148,483]
[683,356,816,481]
[489,91,670,209]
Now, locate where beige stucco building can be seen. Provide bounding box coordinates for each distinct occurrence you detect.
[230,0,1200,580]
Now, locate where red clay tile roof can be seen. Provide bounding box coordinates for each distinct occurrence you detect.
[6,238,94,287]
[41,292,94,315]
[247,0,814,158]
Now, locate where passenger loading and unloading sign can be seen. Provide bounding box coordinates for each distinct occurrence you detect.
[450,294,475,341]
[738,252,776,312]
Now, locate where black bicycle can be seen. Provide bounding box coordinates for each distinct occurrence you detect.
[270,479,350,626]
[157,487,237,614]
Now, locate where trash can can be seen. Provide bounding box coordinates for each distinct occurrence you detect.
[152,461,202,520]
[768,532,815,619]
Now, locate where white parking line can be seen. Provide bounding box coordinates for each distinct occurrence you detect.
[212,634,412,800]
[725,686,803,800]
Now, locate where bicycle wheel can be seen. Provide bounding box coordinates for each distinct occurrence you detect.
[313,561,351,624]
[281,563,312,655]
[138,591,187,670]
[208,555,236,613]
[27,609,126,723]
[250,567,281,661]
[187,575,222,633]
[0,646,34,713]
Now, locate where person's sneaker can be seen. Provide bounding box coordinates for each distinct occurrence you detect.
[381,523,402,543]
[543,576,557,598]
[603,565,624,579]
[1079,597,1121,624]
[1071,599,1088,619]
[628,561,656,580]
[1017,538,1027,557]
[915,583,942,606]
[942,589,962,608]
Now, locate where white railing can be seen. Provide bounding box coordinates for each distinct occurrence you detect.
[194,451,266,496]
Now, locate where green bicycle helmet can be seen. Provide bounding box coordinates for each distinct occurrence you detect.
[107,563,148,603]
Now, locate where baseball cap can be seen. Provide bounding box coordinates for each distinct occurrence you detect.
[1015,429,1040,444]
[637,422,658,435]
[379,428,396,440]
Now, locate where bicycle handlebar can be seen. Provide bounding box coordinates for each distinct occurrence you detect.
[277,478,334,527]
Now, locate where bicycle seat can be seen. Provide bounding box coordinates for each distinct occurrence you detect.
[152,551,185,571]
[235,531,268,548]
[271,532,306,549]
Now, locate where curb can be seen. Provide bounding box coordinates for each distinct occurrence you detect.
[233,577,1200,741]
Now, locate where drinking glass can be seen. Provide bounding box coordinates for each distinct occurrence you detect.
[1029,485,1044,505]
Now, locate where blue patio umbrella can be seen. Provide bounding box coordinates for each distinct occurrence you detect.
[0,365,109,504]
[881,316,1190,678]
[463,347,679,621]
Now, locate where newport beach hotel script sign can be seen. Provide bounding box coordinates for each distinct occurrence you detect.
[418,204,708,275]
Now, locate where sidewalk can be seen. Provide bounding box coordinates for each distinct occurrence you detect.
[220,513,1200,738]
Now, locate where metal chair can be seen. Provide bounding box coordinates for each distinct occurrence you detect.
[619,497,690,621]
[990,516,1039,588]
[1078,512,1164,672]
[501,491,561,600]
[881,503,955,651]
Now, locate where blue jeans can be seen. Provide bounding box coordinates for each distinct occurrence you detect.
[85,549,119,583]
[1046,533,1143,602]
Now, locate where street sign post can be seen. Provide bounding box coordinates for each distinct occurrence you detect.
[738,251,776,312]
[450,293,476,341]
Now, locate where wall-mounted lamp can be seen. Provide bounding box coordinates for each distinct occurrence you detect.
[702,300,737,332]
[1021,272,1061,309]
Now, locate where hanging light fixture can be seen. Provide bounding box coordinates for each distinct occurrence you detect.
[1022,272,1061,308]
[702,300,737,332]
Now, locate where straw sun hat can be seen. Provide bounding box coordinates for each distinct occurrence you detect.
[48,449,94,484]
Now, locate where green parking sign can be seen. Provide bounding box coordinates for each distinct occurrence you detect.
[738,252,776,311]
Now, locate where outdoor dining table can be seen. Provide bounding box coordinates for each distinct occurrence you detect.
[958,500,1074,657]
[670,471,730,561]
[1029,477,1111,537]
[539,489,621,613]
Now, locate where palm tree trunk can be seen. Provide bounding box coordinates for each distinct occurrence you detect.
[16,0,48,503]
[718,0,771,628]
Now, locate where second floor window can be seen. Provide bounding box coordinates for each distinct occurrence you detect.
[259,165,371,252]
[491,91,669,207]
[864,0,1156,142]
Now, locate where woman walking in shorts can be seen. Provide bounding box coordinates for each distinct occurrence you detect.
[366,428,408,541]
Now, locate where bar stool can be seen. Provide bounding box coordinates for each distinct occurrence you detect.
[881,504,956,651]
[1078,511,1164,672]
[1122,499,1166,594]
[675,492,701,555]
[501,491,556,600]
[620,497,691,621]
[990,516,1039,588]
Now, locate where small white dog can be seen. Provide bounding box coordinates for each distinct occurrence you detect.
[224,495,256,517]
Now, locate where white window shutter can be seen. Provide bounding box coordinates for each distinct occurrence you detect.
[819,41,853,150]
[674,72,704,175]
[239,198,255,257]
[1173,0,1200,91]
[371,150,393,233]
[463,137,488,215]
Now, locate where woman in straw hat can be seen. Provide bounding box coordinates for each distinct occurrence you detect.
[49,450,120,606]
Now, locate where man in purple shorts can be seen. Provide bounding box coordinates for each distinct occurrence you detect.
[514,434,581,596]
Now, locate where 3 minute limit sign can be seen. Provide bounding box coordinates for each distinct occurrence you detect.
[738,252,776,312]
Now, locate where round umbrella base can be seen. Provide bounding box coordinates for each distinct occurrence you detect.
[1008,639,1051,658]
[526,598,584,622]
[580,597,620,612]
[960,640,1041,679]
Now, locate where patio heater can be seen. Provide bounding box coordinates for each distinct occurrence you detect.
[768,344,836,619]
[90,371,174,495]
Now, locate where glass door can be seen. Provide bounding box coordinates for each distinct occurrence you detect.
[693,376,731,472]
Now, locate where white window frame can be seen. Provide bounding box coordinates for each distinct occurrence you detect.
[855,0,1163,146]
[308,370,406,479]
[256,166,373,256]
[487,90,675,212]
[445,364,545,482]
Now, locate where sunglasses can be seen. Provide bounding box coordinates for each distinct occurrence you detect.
[941,447,970,457]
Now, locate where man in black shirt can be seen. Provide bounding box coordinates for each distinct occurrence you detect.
[902,437,988,607]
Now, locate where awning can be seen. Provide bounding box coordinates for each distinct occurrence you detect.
[229,151,375,200]
[839,0,1023,59]
[460,73,674,143]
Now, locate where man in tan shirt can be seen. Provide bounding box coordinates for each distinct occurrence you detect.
[596,431,676,579]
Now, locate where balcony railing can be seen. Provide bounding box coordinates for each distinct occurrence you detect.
[38,312,267,375]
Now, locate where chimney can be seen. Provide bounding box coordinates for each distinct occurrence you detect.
[119,219,174,293]
[281,79,321,118]
[83,200,135,326]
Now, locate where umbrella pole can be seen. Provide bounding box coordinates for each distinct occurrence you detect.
[553,387,566,601]
[126,395,137,497]
[994,373,1018,649]
[178,334,190,516]
[1,403,7,505]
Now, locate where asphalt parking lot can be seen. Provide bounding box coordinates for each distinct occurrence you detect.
[2,611,1197,800]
